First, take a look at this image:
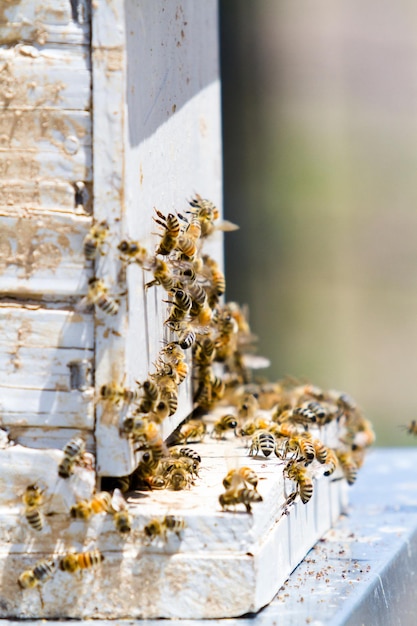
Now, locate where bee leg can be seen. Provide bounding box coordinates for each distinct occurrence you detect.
[285,491,298,508]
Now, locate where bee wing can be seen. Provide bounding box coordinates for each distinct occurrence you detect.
[75,295,94,313]
[214,220,240,232]
[240,354,271,370]
[110,488,127,512]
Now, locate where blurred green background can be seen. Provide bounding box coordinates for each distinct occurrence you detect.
[220,1,417,446]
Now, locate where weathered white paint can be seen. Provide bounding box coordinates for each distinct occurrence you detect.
[0,213,92,294]
[92,0,222,474]
[0,416,347,619]
[0,307,94,444]
[0,0,90,46]
[0,47,91,111]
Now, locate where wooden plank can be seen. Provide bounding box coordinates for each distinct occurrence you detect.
[0,214,92,296]
[0,346,93,388]
[0,307,94,433]
[92,0,222,476]
[0,445,95,510]
[0,180,92,213]
[5,427,95,452]
[0,110,91,152]
[0,388,94,429]
[0,417,347,619]
[0,46,91,111]
[0,306,94,349]
[0,147,92,183]
[0,0,90,46]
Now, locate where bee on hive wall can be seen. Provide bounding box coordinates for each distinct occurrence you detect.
[18,558,56,589]
[59,549,104,574]
[142,515,186,544]
[58,435,86,479]
[22,484,45,532]
[83,219,110,260]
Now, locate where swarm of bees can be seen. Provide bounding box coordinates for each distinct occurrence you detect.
[16,195,375,601]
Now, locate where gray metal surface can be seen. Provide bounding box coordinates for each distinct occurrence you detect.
[3,448,417,625]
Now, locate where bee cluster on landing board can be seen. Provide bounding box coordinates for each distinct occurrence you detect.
[15,195,375,594]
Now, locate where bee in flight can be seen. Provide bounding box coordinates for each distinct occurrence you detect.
[83,219,110,260]
[70,491,112,520]
[18,557,56,589]
[58,435,86,479]
[100,381,140,406]
[400,420,417,436]
[222,466,259,491]
[219,486,263,514]
[22,484,45,532]
[143,515,186,544]
[83,277,120,316]
[117,239,149,265]
[110,488,132,535]
[59,549,104,573]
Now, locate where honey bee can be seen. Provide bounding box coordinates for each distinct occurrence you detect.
[111,488,132,534]
[335,450,358,485]
[145,258,178,292]
[284,460,314,505]
[165,289,192,325]
[193,366,224,410]
[281,434,316,465]
[312,438,328,464]
[237,393,259,419]
[249,430,277,458]
[59,549,104,573]
[18,557,56,589]
[143,515,186,543]
[58,435,86,479]
[184,214,202,241]
[158,343,188,385]
[239,416,271,437]
[147,398,170,423]
[173,419,207,445]
[176,234,198,259]
[188,282,209,317]
[83,220,109,261]
[84,277,120,316]
[169,447,201,476]
[222,466,259,491]
[133,420,168,465]
[117,239,149,265]
[136,379,160,413]
[70,491,112,520]
[400,420,417,436]
[327,389,357,413]
[22,484,44,532]
[100,381,140,405]
[150,374,178,416]
[323,448,338,477]
[188,194,238,238]
[176,325,196,350]
[219,486,263,514]
[154,209,181,255]
[194,337,216,366]
[165,462,192,490]
[212,414,238,439]
[290,403,319,427]
[202,254,226,305]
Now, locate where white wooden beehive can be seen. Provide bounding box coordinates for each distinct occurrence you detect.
[0,0,349,619]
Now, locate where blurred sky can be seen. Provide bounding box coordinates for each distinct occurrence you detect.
[220,1,417,446]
